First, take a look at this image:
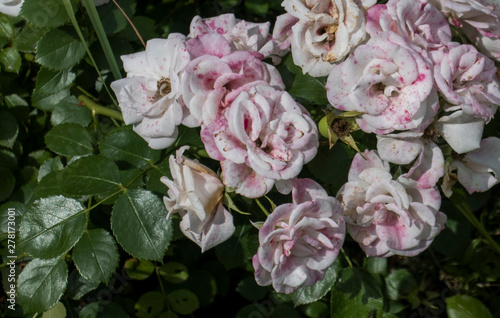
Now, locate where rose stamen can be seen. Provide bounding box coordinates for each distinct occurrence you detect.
[157,77,172,96]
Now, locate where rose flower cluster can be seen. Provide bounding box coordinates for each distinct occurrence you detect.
[110,0,500,295]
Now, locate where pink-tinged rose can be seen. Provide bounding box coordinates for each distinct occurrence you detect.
[182,35,285,127]
[366,0,452,51]
[435,110,485,153]
[0,0,22,16]
[443,137,500,195]
[430,0,500,61]
[326,32,439,134]
[430,44,500,121]
[161,146,235,252]
[376,131,444,189]
[202,84,319,198]
[253,178,345,294]
[338,150,446,257]
[111,35,190,149]
[189,14,287,64]
[282,0,373,77]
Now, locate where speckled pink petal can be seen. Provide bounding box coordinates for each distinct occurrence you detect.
[405,142,444,189]
[291,178,330,204]
[348,150,390,181]
[221,160,275,198]
[376,133,423,165]
[186,33,232,59]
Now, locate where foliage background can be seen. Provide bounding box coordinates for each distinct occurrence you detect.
[0,0,499,317]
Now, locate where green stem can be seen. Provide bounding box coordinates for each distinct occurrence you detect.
[452,194,500,255]
[78,95,123,121]
[156,264,166,295]
[62,0,117,106]
[341,248,353,268]
[255,198,269,216]
[0,253,29,268]
[82,0,122,80]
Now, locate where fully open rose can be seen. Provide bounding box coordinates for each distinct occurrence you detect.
[161,147,235,252]
[201,83,318,198]
[338,150,446,257]
[326,31,439,135]
[253,179,345,294]
[281,0,375,77]
[111,35,190,149]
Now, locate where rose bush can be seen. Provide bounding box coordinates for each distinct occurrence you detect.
[3,0,500,316]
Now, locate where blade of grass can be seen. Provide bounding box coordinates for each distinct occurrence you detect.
[62,0,117,106]
[81,0,122,81]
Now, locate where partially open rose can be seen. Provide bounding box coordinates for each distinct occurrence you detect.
[338,150,446,257]
[161,146,235,252]
[253,178,345,294]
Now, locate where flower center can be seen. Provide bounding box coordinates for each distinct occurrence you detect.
[157,77,172,96]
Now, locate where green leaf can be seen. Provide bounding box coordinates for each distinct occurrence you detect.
[288,260,341,306]
[35,67,76,95]
[330,268,384,318]
[166,290,199,315]
[124,258,155,280]
[307,143,353,193]
[158,262,189,284]
[135,292,166,318]
[42,302,67,318]
[0,201,26,240]
[45,123,94,157]
[285,55,329,105]
[73,229,119,283]
[51,96,93,127]
[0,149,17,170]
[236,276,268,302]
[244,0,269,16]
[446,295,493,318]
[0,110,18,148]
[0,15,14,43]
[364,258,388,276]
[32,89,70,111]
[65,269,100,300]
[0,167,15,202]
[99,126,160,168]
[34,171,64,200]
[35,29,86,70]
[111,189,172,260]
[0,47,22,74]
[19,196,88,259]
[18,257,68,314]
[20,0,71,29]
[58,156,121,196]
[14,24,49,52]
[304,302,329,318]
[385,269,417,301]
[38,157,64,182]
